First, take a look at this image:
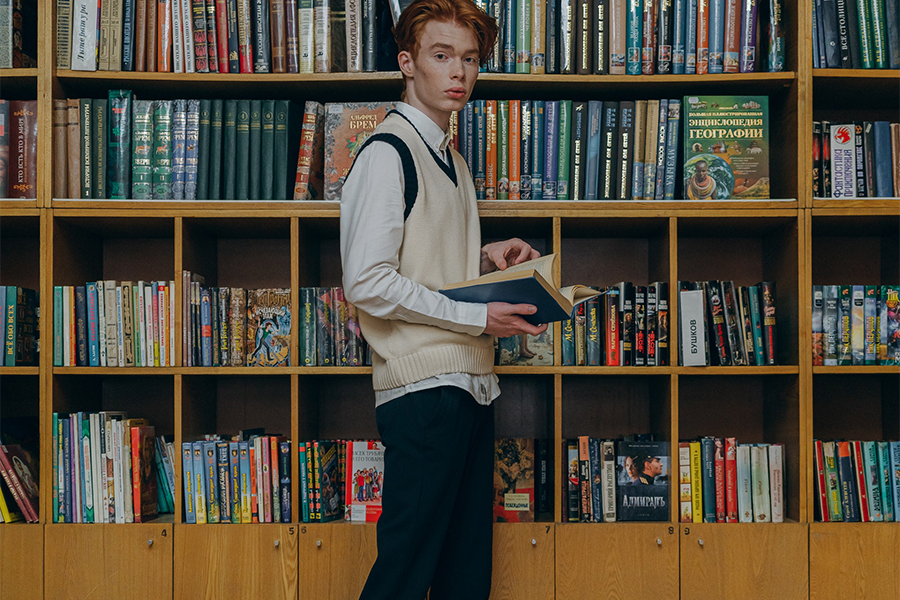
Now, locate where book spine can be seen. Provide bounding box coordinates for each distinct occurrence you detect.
[71,0,99,70]
[75,286,88,366]
[190,0,209,71]
[486,100,498,199]
[260,102,275,200]
[653,99,668,200]
[739,0,758,71]
[758,282,776,365]
[509,100,521,199]
[863,441,883,521]
[658,0,673,73]
[725,437,738,522]
[631,101,646,199]
[557,100,571,199]
[723,0,740,71]
[678,442,692,522]
[610,0,626,73]
[544,100,560,199]
[697,0,709,73]
[497,100,509,200]
[615,101,634,199]
[750,445,771,522]
[685,0,698,72]
[585,296,601,366]
[701,438,715,522]
[714,438,726,522]
[601,440,616,522]
[708,0,724,73]
[626,0,642,74]
[79,99,92,198]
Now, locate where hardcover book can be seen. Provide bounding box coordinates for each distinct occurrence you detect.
[497,329,553,366]
[494,438,535,522]
[344,440,384,522]
[616,440,669,521]
[323,101,394,200]
[246,288,291,367]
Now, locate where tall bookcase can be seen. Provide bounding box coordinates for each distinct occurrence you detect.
[0,1,898,599]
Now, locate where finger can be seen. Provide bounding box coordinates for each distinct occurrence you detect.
[506,304,538,315]
[529,248,541,260]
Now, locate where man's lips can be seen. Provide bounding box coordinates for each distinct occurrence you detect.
[446,89,466,98]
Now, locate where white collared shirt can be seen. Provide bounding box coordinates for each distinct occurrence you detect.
[340,102,500,407]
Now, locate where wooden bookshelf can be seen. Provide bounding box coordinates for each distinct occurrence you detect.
[2,0,899,598]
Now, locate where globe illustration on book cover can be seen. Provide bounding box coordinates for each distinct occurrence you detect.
[684,153,734,199]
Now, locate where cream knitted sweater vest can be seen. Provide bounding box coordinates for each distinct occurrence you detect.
[353,111,494,391]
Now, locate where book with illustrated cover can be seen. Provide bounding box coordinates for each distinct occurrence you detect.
[317,440,341,523]
[344,440,384,522]
[129,425,158,523]
[683,96,769,199]
[497,329,553,366]
[323,101,394,200]
[0,444,39,522]
[616,440,669,521]
[246,288,291,367]
[494,438,535,523]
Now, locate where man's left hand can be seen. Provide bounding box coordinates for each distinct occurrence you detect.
[480,239,540,274]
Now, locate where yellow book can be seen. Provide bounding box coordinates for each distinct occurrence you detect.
[690,441,703,523]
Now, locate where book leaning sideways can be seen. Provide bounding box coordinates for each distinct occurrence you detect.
[439,254,600,325]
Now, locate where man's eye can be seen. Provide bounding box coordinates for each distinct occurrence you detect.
[436,53,446,60]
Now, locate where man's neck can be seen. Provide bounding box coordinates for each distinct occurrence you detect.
[403,96,450,132]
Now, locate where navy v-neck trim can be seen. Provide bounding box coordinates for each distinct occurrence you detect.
[388,110,458,187]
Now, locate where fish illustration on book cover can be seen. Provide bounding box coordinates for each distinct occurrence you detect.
[245,289,291,367]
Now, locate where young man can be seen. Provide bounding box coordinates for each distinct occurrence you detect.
[339,1,547,598]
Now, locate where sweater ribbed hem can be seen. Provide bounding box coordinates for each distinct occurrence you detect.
[372,343,495,391]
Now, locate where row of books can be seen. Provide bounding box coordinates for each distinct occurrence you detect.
[564,437,669,522]
[298,439,348,522]
[182,271,292,367]
[495,438,551,522]
[59,0,400,74]
[811,0,900,69]
[0,0,37,68]
[52,94,300,201]
[0,100,38,199]
[50,412,173,524]
[53,282,177,367]
[0,285,39,366]
[677,280,778,367]
[561,282,669,366]
[813,439,900,522]
[478,0,786,75]
[182,434,291,524]
[300,287,372,367]
[813,121,900,199]
[0,443,40,523]
[678,437,784,523]
[811,285,900,365]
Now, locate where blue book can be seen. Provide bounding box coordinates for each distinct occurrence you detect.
[814,0,827,68]
[503,0,516,72]
[673,0,686,73]
[531,101,545,199]
[279,442,292,523]
[686,0,698,73]
[708,0,725,72]
[873,121,893,197]
[654,100,669,199]
[748,285,765,365]
[439,254,600,325]
[200,287,212,367]
[229,442,241,523]
[878,441,894,522]
[192,442,208,524]
[461,102,473,175]
[863,441,884,521]
[663,100,681,199]
[701,437,716,522]
[837,441,860,522]
[626,0,643,74]
[543,101,560,199]
[203,441,220,523]
[891,441,900,519]
[239,441,252,523]
[87,282,100,366]
[54,286,63,366]
[585,101,603,200]
[589,437,603,521]
[181,443,195,524]
[521,100,533,199]
[474,100,486,199]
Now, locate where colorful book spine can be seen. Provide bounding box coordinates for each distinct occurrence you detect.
[739,0,758,72]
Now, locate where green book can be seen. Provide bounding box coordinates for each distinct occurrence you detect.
[248,100,262,200]
[516,0,531,74]
[235,99,251,200]
[301,287,316,366]
[223,100,238,199]
[52,412,59,523]
[273,100,290,200]
[3,286,15,366]
[261,100,275,201]
[870,0,889,68]
[54,286,63,366]
[185,100,201,200]
[858,0,875,69]
[839,285,852,365]
[131,100,154,199]
[209,99,225,200]
[498,100,509,200]
[107,90,133,199]
[197,100,211,199]
[80,98,93,198]
[152,100,174,199]
[556,99,572,199]
[171,99,187,200]
[92,98,107,200]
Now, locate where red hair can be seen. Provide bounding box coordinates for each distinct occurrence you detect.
[393,0,498,64]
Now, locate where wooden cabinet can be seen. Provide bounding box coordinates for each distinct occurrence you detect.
[174,524,298,600]
[491,523,555,600]
[44,523,173,600]
[679,523,808,600]
[555,523,679,600]
[810,523,900,600]
[0,525,43,600]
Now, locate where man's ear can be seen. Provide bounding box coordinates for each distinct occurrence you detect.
[398,50,415,77]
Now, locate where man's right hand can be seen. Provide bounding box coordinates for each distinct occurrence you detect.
[483,303,549,338]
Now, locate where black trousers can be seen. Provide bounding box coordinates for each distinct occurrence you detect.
[358,386,495,600]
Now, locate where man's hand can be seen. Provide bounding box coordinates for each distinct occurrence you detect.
[480,238,540,275]
[483,303,549,338]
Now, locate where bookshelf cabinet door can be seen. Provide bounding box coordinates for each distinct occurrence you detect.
[679,523,808,600]
[555,523,679,600]
[491,523,555,600]
[810,523,900,600]
[174,524,298,600]
[44,523,174,600]
[298,523,378,599]
[0,525,43,600]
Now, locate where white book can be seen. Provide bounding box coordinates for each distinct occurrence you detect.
[116,285,125,367]
[70,0,99,71]
[144,285,154,367]
[601,440,616,522]
[63,287,72,366]
[104,280,119,367]
[829,124,856,198]
[750,444,771,522]
[81,416,94,522]
[680,289,708,366]
[299,0,314,73]
[97,280,108,366]
[313,0,331,72]
[768,443,784,523]
[171,0,184,73]
[169,280,175,366]
[158,282,167,367]
[180,0,195,72]
[345,0,362,72]
[736,444,753,522]
[136,281,146,366]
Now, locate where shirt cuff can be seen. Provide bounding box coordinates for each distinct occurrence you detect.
[451,301,489,337]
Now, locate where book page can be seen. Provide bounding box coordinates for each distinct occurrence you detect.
[461,253,558,286]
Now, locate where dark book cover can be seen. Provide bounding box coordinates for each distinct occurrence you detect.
[634,285,647,366]
[317,440,341,522]
[721,281,746,365]
[273,100,297,200]
[578,437,592,521]
[821,120,832,197]
[333,287,351,366]
[171,99,187,200]
[315,287,335,366]
[812,121,822,197]
[546,0,559,73]
[570,101,588,200]
[269,0,287,72]
[200,287,212,366]
[843,0,863,68]
[107,90,133,199]
[593,0,609,74]
[542,100,560,200]
[152,100,174,199]
[251,0,272,71]
[92,99,108,200]
[663,100,680,200]
[75,286,88,366]
[216,442,231,522]
[575,0,594,73]
[226,0,241,73]
[131,100,153,199]
[122,0,137,70]
[615,101,635,200]
[834,0,853,67]
[301,287,317,366]
[248,100,262,199]
[218,287,231,366]
[758,281,777,365]
[494,438,536,523]
[584,100,603,200]
[701,437,716,522]
[586,295,602,366]
[191,0,210,72]
[184,99,201,200]
[520,100,532,200]
[887,0,900,68]
[603,287,620,366]
[616,440,669,521]
[346,300,363,366]
[706,281,730,365]
[530,101,545,199]
[714,438,726,521]
[862,122,876,197]
[235,99,251,200]
[362,0,376,71]
[330,0,348,72]
[655,282,669,366]
[259,100,275,199]
[121,282,135,366]
[739,285,757,365]
[821,0,841,67]
[873,121,893,197]
[209,99,225,200]
[642,0,658,74]
[658,0,674,73]
[646,283,658,366]
[279,441,292,522]
[599,102,618,199]
[561,318,575,365]
[837,441,860,521]
[618,282,634,366]
[566,439,579,521]
[574,301,586,365]
[211,286,220,366]
[80,98,93,199]
[538,438,551,515]
[206,0,221,72]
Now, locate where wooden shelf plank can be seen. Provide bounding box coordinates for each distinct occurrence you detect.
[0,68,38,78]
[812,198,900,211]
[813,365,900,375]
[812,69,900,79]
[0,199,40,210]
[0,367,40,375]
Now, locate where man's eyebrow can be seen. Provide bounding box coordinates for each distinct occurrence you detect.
[427,42,479,55]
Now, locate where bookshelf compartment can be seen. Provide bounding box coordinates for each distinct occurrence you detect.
[44,522,174,600]
[810,523,900,600]
[556,523,678,600]
[297,375,375,443]
[298,522,378,600]
[0,70,38,98]
[297,216,343,289]
[0,215,40,292]
[174,523,298,600]
[679,523,808,600]
[0,523,42,600]
[677,216,800,365]
[810,215,900,286]
[679,374,801,522]
[0,375,39,522]
[812,374,900,442]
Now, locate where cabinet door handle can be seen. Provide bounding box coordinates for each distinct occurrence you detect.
[656,538,662,546]
[531,539,537,546]
[698,539,704,547]
[147,539,154,547]
[274,540,280,548]
[316,540,322,548]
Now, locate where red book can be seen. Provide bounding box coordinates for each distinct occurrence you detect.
[249,444,258,522]
[237,0,254,73]
[714,438,726,522]
[0,444,40,522]
[130,426,158,523]
[723,0,740,73]
[697,0,710,74]
[725,437,738,522]
[216,0,231,72]
[509,100,520,200]
[8,100,37,199]
[851,441,870,522]
[605,291,620,366]
[814,440,829,522]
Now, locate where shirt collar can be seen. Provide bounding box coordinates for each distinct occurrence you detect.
[397,102,451,154]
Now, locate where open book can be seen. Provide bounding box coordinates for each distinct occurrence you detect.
[439,254,600,325]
